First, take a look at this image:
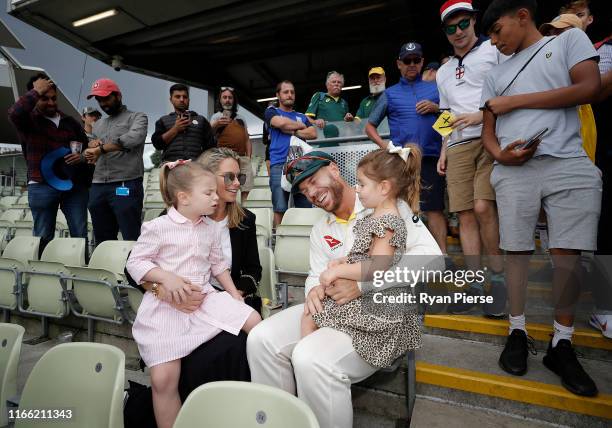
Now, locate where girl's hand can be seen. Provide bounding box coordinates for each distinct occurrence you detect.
[160,272,193,304]
[229,290,244,302]
[319,268,337,288]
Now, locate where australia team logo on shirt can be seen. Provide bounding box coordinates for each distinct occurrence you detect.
[323,235,343,251]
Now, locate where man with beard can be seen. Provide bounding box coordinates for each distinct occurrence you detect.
[151,83,215,163]
[210,87,253,200]
[9,74,92,255]
[83,78,147,243]
[435,0,507,316]
[247,152,442,428]
[265,80,317,226]
[365,42,448,258]
[355,67,385,121]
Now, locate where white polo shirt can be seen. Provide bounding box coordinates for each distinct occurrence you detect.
[304,195,442,296]
[436,36,506,148]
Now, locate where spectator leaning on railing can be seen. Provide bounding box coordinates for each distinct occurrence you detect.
[8,73,92,256]
[354,67,386,121]
[83,78,147,244]
[265,80,317,226]
[305,71,352,137]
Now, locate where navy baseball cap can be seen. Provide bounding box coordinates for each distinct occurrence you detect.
[398,42,423,60]
[285,151,335,191]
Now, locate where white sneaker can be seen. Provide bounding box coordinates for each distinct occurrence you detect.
[589,313,612,339]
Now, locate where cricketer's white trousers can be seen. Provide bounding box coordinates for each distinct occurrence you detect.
[247,304,378,428]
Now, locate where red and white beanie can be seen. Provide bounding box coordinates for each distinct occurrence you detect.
[440,0,477,23]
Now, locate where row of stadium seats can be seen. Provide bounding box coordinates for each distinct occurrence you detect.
[0,236,139,342]
[0,324,319,427]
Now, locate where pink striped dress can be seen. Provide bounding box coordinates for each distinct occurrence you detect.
[127,207,254,367]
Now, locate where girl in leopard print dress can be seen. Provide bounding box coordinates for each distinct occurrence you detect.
[301,143,424,368]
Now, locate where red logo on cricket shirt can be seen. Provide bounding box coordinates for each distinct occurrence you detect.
[323,235,342,250]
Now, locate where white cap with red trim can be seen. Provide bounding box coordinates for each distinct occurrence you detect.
[440,0,477,23]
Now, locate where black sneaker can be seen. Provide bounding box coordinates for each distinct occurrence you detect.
[483,274,507,319]
[447,285,481,314]
[499,329,536,376]
[542,339,598,397]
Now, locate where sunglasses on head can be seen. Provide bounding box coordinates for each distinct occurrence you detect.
[402,57,422,65]
[285,156,331,184]
[219,172,246,186]
[444,18,471,35]
[220,86,234,92]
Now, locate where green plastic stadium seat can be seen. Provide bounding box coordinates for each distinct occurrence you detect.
[243,189,273,209]
[174,381,319,428]
[20,238,86,318]
[0,323,25,426]
[69,241,137,331]
[15,342,125,428]
[258,248,278,317]
[0,237,40,311]
[249,208,273,245]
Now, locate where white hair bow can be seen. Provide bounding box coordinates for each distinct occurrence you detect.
[386,141,411,162]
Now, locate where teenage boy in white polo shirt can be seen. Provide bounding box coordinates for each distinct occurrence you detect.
[436,0,506,317]
[481,0,601,396]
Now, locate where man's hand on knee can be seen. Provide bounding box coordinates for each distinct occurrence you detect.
[305,285,326,315]
[326,279,361,305]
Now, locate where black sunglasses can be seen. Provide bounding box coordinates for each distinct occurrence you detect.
[285,156,331,184]
[219,172,246,186]
[444,18,471,35]
[402,57,422,65]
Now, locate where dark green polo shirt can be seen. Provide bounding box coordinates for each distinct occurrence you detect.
[355,93,382,119]
[305,92,349,122]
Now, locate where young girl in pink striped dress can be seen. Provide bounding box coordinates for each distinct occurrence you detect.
[127,159,261,428]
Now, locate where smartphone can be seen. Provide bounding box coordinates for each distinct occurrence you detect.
[519,127,548,150]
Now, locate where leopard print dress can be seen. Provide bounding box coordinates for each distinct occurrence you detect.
[312,213,422,368]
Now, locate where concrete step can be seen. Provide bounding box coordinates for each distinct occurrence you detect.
[424,315,611,359]
[356,334,611,427]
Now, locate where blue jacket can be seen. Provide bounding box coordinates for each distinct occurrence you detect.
[369,76,441,157]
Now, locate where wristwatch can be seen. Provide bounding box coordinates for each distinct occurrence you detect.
[99,143,107,154]
[151,282,160,298]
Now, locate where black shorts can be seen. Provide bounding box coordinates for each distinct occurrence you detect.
[420,156,445,212]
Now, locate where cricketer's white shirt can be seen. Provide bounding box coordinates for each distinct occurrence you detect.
[436,37,506,148]
[304,196,442,296]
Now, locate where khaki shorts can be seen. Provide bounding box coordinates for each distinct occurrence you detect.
[239,156,255,192]
[446,139,495,212]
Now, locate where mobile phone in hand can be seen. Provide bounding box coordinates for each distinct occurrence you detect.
[518,127,548,150]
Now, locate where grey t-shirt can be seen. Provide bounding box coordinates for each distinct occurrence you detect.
[480,28,599,158]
